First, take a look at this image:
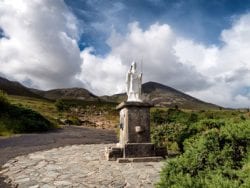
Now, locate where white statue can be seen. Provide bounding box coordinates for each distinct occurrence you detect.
[126,61,142,102]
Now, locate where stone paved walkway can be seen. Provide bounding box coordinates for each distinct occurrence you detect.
[0,144,164,188]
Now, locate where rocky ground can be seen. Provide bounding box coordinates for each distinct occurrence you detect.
[74,106,119,130]
[1,144,163,188]
[0,126,117,188]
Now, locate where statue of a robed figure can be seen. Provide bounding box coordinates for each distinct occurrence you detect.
[105,61,166,162]
[126,61,142,102]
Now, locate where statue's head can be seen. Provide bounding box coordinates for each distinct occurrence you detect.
[131,61,136,72]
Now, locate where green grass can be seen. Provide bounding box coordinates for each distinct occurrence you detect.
[8,95,61,122]
[0,93,56,136]
[6,96,119,130]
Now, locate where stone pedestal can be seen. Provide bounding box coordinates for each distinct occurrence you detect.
[105,102,167,162]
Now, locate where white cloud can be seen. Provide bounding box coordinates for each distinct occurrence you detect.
[79,22,210,95]
[80,13,250,108]
[176,13,250,108]
[0,0,83,89]
[1,0,250,108]
[77,47,127,95]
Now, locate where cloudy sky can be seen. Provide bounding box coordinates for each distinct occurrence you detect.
[1,0,250,108]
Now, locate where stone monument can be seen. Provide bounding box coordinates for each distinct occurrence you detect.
[105,61,166,162]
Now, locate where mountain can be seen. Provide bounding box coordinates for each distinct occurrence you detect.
[100,82,220,110]
[0,76,220,109]
[0,76,98,101]
[31,88,99,101]
[0,77,43,98]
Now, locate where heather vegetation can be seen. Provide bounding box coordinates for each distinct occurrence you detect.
[151,108,250,187]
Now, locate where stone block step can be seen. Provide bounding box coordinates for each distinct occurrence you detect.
[117,157,164,163]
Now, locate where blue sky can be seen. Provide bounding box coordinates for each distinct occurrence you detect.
[65,0,250,54]
[1,0,250,108]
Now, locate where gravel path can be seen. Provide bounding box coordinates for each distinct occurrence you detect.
[1,144,163,188]
[0,126,117,188]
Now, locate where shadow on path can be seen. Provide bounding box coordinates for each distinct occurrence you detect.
[0,126,117,188]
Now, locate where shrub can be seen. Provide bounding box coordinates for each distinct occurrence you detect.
[0,90,9,109]
[67,115,81,125]
[151,108,194,125]
[151,124,169,148]
[151,109,202,153]
[151,109,168,124]
[157,120,250,188]
[151,123,188,152]
[188,113,198,124]
[55,99,70,112]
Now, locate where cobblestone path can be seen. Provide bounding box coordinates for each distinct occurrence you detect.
[0,144,164,188]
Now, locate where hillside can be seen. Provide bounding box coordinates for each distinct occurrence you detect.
[101,82,220,110]
[0,77,43,99]
[0,92,55,136]
[31,88,99,101]
[0,76,220,109]
[142,82,220,109]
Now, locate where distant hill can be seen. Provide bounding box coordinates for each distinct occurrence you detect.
[31,88,99,101]
[100,82,220,110]
[0,76,220,109]
[0,77,43,99]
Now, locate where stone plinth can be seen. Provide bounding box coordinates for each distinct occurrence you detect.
[117,102,152,146]
[124,143,155,158]
[105,101,167,162]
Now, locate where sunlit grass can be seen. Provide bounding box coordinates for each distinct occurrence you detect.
[8,95,65,122]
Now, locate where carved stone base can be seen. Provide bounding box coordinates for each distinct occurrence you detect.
[105,143,167,162]
[124,143,155,158]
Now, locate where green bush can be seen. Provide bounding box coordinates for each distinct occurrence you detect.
[151,123,188,152]
[0,90,9,109]
[151,108,194,125]
[55,99,70,112]
[67,115,81,125]
[157,120,250,187]
[151,109,168,124]
[151,109,202,152]
[151,108,250,187]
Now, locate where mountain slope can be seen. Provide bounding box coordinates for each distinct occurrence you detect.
[101,82,220,110]
[31,88,99,101]
[142,82,219,109]
[0,76,220,109]
[0,77,43,99]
